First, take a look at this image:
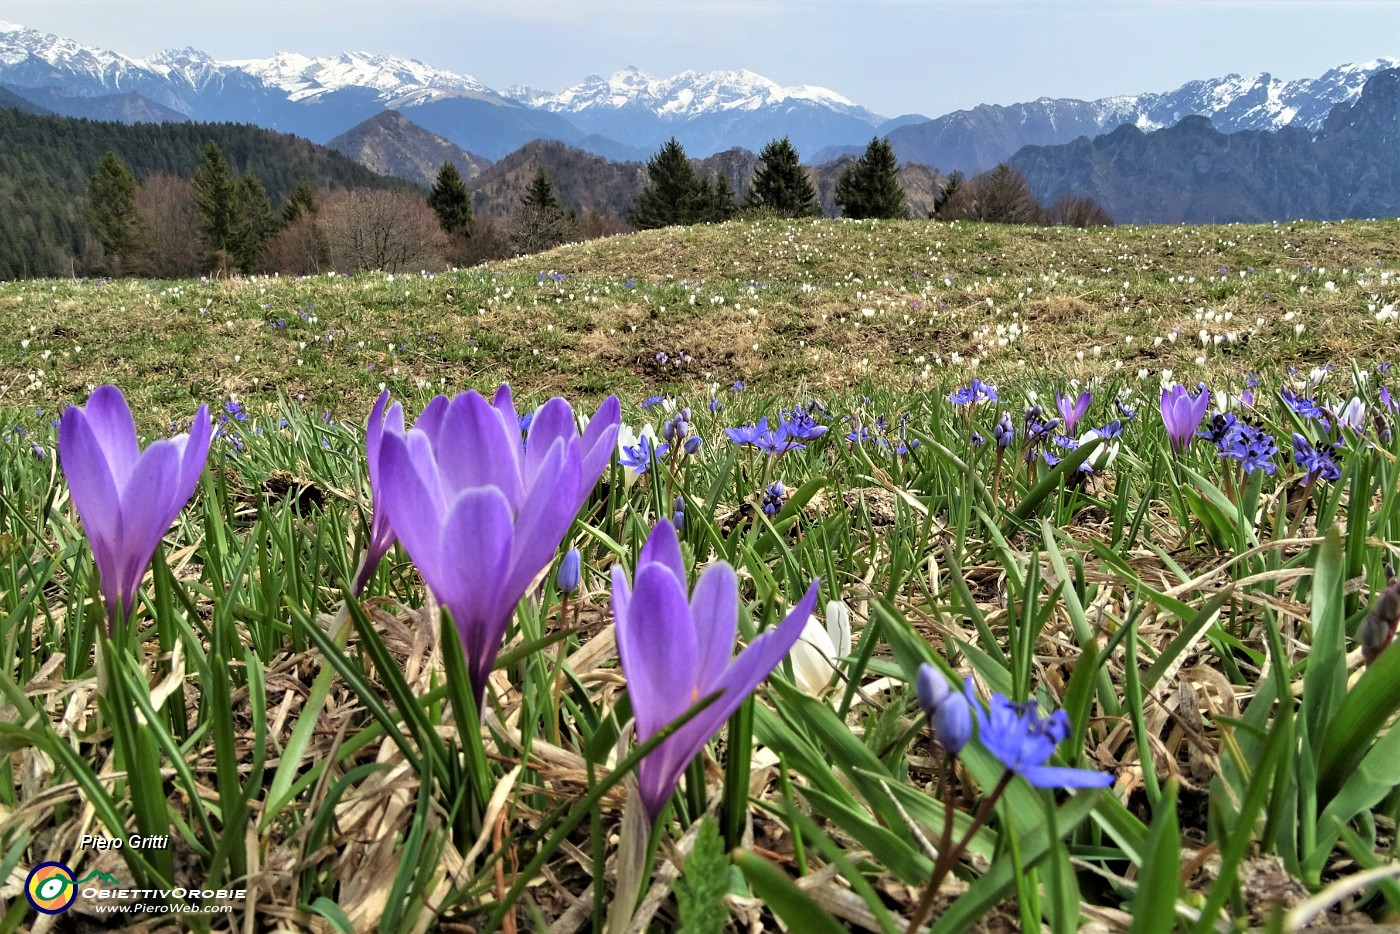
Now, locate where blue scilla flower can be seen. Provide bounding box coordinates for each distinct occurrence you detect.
[963,681,1113,789]
[1280,387,1331,431]
[993,412,1016,448]
[780,407,828,441]
[620,434,666,474]
[761,481,786,516]
[1292,434,1342,482]
[726,418,769,447]
[949,379,999,406]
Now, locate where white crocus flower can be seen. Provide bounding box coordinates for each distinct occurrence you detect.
[791,601,852,696]
[1338,396,1366,431]
[1078,427,1120,472]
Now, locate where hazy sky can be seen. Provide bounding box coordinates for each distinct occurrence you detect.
[5,0,1397,117]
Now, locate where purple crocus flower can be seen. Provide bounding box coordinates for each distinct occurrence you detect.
[356,391,448,594]
[378,385,621,712]
[58,385,212,630]
[612,520,819,822]
[1055,390,1091,435]
[963,679,1113,789]
[1160,384,1209,455]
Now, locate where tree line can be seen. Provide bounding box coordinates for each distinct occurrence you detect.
[2,102,1115,280]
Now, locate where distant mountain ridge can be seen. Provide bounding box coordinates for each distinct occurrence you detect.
[0,19,1391,168]
[326,110,491,187]
[1010,69,1400,224]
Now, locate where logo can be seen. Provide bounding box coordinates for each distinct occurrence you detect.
[24,862,121,914]
[25,862,77,914]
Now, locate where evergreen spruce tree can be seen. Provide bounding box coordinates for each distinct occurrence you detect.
[281,177,319,224]
[521,166,564,213]
[86,150,142,272]
[632,137,703,229]
[231,171,275,272]
[427,161,473,237]
[709,172,738,222]
[835,137,908,220]
[192,141,237,267]
[744,137,820,218]
[931,171,962,219]
[511,166,573,254]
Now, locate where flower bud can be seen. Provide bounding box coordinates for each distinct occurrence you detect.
[555,548,581,594]
[684,435,702,455]
[916,663,949,716]
[932,690,972,753]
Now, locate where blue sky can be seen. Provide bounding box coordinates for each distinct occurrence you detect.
[6,0,1397,117]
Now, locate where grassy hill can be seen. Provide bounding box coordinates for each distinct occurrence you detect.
[0,216,1395,424]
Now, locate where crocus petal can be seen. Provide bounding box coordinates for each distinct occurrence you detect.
[360,393,399,589]
[710,579,820,714]
[415,395,449,445]
[58,407,123,555]
[81,384,141,486]
[790,616,837,695]
[111,439,189,614]
[524,397,578,488]
[438,486,515,709]
[436,392,524,506]
[690,562,739,691]
[579,396,622,482]
[638,518,686,584]
[619,562,700,743]
[610,563,633,629]
[638,578,819,820]
[377,430,449,585]
[1018,765,1115,789]
[503,439,581,603]
[177,406,212,497]
[491,383,522,440]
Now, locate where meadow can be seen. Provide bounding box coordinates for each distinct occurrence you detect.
[1,216,1399,932]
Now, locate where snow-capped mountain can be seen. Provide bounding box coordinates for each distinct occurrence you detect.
[1091,58,1399,134]
[878,57,1398,173]
[506,66,880,121]
[223,50,498,105]
[0,19,1393,166]
[501,66,891,159]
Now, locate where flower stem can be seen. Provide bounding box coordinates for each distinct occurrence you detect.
[904,769,1013,934]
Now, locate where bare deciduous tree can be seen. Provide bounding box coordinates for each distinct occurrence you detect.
[132,173,202,278]
[318,190,448,273]
[938,163,1044,225]
[1043,194,1115,228]
[264,211,330,275]
[509,203,576,256]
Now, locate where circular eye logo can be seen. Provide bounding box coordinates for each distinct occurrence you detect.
[26,862,77,914]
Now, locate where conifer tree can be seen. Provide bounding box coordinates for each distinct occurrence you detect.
[86,150,142,271]
[192,141,237,266]
[521,166,564,213]
[231,171,275,271]
[709,172,738,222]
[835,137,908,220]
[281,177,319,224]
[512,166,573,254]
[428,161,473,237]
[632,137,703,229]
[744,137,820,218]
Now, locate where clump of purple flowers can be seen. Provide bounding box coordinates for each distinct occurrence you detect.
[761,481,786,516]
[1292,433,1342,482]
[949,379,999,406]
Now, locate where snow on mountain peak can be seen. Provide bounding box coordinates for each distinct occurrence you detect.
[512,66,877,121]
[223,49,492,102]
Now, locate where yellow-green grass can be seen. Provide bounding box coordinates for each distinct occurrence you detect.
[0,216,1395,426]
